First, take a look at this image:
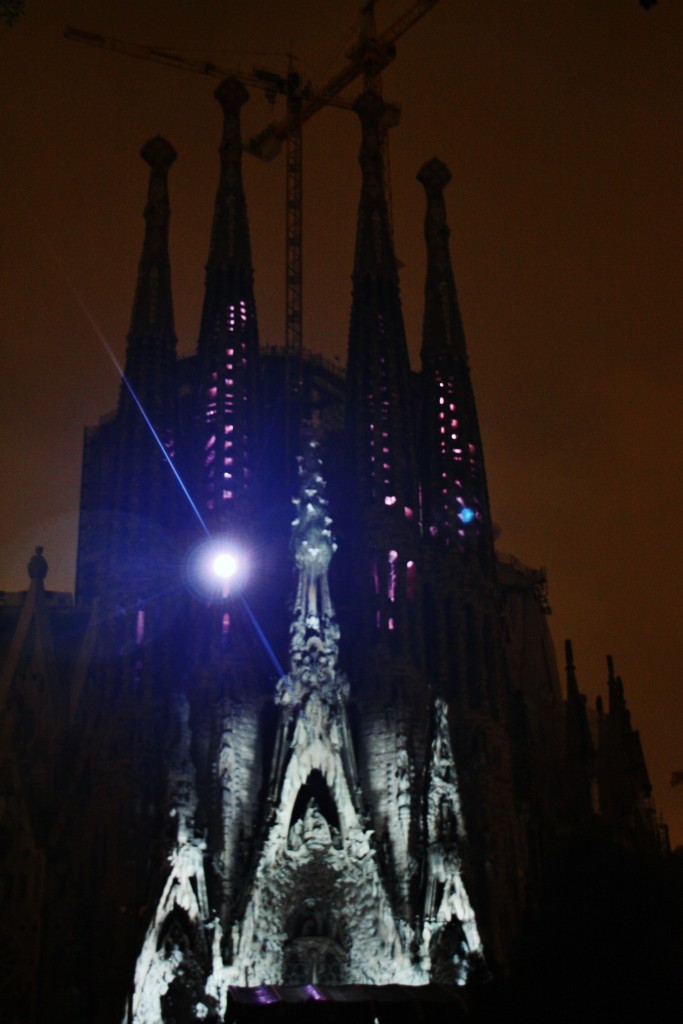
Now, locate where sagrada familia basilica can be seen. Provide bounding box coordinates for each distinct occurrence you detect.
[0,74,664,1023]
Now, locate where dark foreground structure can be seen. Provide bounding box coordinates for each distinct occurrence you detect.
[0,80,671,1023]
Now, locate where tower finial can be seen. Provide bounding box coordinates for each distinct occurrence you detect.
[141,134,176,174]
[215,76,249,115]
[27,546,48,581]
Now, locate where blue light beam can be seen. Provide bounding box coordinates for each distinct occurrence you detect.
[67,283,210,538]
[240,596,285,678]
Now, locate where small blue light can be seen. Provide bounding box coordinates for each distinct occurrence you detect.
[458,506,476,524]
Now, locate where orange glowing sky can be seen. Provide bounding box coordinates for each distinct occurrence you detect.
[1,0,682,843]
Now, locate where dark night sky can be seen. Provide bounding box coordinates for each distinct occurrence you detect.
[1,1,682,844]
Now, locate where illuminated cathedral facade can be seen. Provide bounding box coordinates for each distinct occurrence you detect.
[0,80,664,1023]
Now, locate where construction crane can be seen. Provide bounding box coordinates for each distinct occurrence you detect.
[65,26,347,381]
[65,0,442,379]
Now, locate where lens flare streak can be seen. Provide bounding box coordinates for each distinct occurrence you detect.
[68,281,210,538]
[240,596,285,678]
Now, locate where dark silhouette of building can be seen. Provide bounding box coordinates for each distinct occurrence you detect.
[0,80,665,1023]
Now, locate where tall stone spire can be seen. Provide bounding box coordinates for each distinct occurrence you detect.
[196,78,260,528]
[117,136,178,505]
[346,90,418,517]
[414,164,517,950]
[94,136,180,614]
[125,136,178,375]
[417,158,494,573]
[344,92,420,664]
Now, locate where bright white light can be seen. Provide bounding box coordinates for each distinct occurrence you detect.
[213,552,238,579]
[184,538,249,598]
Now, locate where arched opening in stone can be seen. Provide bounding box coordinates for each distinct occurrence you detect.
[284,897,347,985]
[289,769,340,834]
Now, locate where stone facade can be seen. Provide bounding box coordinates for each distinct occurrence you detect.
[0,79,664,1023]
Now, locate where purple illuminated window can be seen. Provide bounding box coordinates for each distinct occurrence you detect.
[406,560,416,600]
[387,550,398,603]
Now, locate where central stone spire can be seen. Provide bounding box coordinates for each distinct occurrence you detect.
[279,440,344,711]
[226,441,416,987]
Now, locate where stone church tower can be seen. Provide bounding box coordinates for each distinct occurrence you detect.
[0,78,663,1023]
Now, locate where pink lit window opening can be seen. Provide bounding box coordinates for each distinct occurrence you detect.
[136,608,145,646]
[406,560,416,601]
[387,550,398,603]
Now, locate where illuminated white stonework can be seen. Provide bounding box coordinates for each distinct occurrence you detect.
[422,697,484,981]
[226,446,417,986]
[127,444,483,1021]
[128,697,216,1022]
